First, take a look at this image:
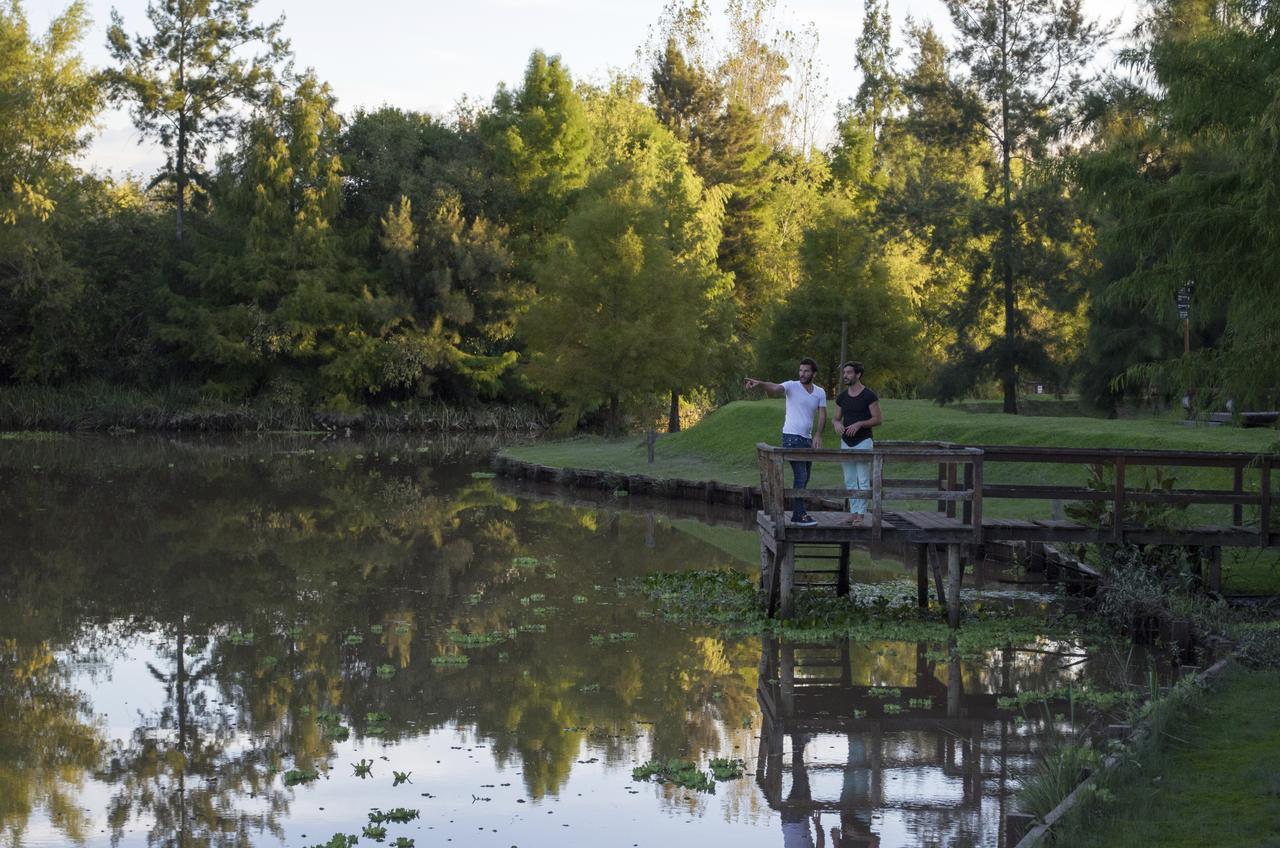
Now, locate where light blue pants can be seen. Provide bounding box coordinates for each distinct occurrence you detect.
[841,438,873,514]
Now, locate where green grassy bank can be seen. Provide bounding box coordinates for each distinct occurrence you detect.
[502,399,1280,593]
[1050,665,1280,848]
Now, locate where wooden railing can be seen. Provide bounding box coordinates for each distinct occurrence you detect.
[758,441,1280,547]
[756,442,985,542]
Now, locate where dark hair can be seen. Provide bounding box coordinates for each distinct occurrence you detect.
[799,357,818,372]
[841,361,865,377]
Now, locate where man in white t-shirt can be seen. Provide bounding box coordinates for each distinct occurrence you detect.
[744,358,827,526]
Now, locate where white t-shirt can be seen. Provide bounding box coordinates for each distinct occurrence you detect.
[781,380,826,437]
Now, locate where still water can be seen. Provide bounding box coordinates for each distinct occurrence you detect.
[1,434,1139,848]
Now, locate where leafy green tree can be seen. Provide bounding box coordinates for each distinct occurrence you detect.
[0,1,103,383]
[925,0,1106,410]
[522,90,732,432]
[105,0,291,243]
[1076,0,1280,410]
[481,50,592,250]
[756,195,922,393]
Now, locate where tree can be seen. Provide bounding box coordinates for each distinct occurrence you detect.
[938,0,1107,411]
[521,90,732,432]
[756,195,922,393]
[105,0,291,243]
[0,1,104,383]
[481,50,592,249]
[1076,0,1280,411]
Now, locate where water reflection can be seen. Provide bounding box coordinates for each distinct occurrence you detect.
[0,434,1137,848]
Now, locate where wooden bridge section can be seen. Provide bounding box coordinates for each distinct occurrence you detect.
[757,441,1280,619]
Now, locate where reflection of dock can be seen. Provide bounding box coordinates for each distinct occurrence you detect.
[756,636,1045,848]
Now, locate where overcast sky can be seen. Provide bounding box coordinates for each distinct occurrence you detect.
[30,0,1141,178]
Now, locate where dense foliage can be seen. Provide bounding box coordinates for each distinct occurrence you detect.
[4,0,1275,428]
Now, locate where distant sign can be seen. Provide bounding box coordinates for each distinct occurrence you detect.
[1176,280,1194,320]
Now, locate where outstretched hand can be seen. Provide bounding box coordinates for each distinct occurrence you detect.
[743,377,760,391]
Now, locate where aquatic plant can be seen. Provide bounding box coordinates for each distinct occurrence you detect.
[909,697,934,709]
[305,835,357,848]
[709,758,745,780]
[448,630,505,647]
[376,664,397,678]
[512,556,540,568]
[579,683,601,693]
[368,807,418,824]
[866,687,901,699]
[631,759,715,792]
[362,823,387,840]
[228,631,255,646]
[573,594,588,603]
[392,839,415,848]
[430,654,470,666]
[352,759,374,778]
[283,768,319,786]
[1015,744,1101,820]
[367,711,391,723]
[392,771,412,786]
[344,633,364,646]
[370,624,384,635]
[883,703,903,715]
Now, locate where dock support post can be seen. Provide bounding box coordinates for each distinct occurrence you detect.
[778,542,796,620]
[947,544,963,628]
[1208,546,1222,594]
[837,543,851,597]
[916,544,929,608]
[929,545,947,607]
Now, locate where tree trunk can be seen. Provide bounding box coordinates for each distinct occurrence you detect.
[608,394,620,435]
[999,0,1017,415]
[668,390,680,433]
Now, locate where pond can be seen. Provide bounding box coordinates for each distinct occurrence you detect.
[0,434,1166,848]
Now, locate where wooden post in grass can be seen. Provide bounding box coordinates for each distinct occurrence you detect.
[837,543,851,597]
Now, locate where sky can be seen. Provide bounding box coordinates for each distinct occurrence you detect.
[29,0,1142,178]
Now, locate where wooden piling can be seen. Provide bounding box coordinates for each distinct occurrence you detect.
[947,544,962,628]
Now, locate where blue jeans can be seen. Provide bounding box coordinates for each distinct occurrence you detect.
[841,438,873,514]
[781,433,812,518]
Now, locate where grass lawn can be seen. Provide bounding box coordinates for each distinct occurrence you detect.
[502,399,1280,593]
[1054,665,1280,848]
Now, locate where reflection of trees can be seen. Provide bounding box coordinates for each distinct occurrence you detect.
[0,640,105,845]
[0,434,769,838]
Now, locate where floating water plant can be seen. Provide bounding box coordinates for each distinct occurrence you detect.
[512,556,539,568]
[362,824,387,841]
[305,835,357,848]
[326,725,351,742]
[866,687,901,699]
[228,631,255,646]
[395,625,410,636]
[518,624,546,633]
[376,664,396,678]
[447,630,505,647]
[579,683,601,693]
[431,654,470,666]
[853,709,867,719]
[283,768,319,786]
[287,626,304,639]
[709,758,745,780]
[572,595,588,604]
[370,624,384,635]
[369,808,419,824]
[909,697,934,709]
[260,655,278,669]
[344,634,364,646]
[367,711,391,723]
[608,632,637,642]
[631,759,715,792]
[353,759,374,778]
[883,703,903,715]
[392,838,415,848]
[471,471,496,479]
[392,771,412,786]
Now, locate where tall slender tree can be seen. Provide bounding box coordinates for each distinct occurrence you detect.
[941,0,1107,411]
[105,0,291,243]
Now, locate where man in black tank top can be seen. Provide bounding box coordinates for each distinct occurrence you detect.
[832,361,883,524]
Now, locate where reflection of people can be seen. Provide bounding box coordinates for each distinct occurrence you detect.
[745,359,827,526]
[832,362,882,526]
[781,733,819,848]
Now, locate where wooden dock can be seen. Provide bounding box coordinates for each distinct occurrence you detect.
[757,441,1280,619]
